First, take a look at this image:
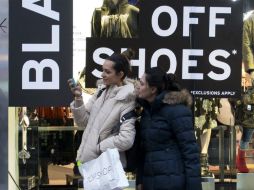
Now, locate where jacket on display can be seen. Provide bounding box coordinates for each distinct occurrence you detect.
[138,90,202,190]
[91,0,139,38]
[194,98,220,132]
[70,80,136,165]
[243,12,254,73]
[217,98,235,126]
[235,86,254,128]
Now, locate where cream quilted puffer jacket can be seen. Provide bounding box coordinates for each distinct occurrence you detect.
[70,80,136,165]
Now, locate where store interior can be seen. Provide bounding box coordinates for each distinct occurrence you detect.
[7,0,254,190]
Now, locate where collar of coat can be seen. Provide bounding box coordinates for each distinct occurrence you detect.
[97,78,136,101]
[162,89,193,108]
[139,89,193,111]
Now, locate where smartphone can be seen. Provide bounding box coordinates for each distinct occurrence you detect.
[71,78,77,88]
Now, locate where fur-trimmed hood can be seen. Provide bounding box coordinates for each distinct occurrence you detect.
[138,89,193,111]
[96,78,135,87]
[162,89,193,108]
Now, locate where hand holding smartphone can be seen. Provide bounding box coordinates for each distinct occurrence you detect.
[67,78,82,98]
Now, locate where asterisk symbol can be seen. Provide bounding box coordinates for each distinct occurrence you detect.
[232,50,237,55]
[0,18,7,33]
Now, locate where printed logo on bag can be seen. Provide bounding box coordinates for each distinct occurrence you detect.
[87,165,112,182]
[86,0,242,98]
[82,149,129,189]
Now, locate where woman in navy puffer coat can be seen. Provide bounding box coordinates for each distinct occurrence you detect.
[136,68,201,190]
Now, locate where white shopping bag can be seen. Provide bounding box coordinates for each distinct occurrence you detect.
[79,148,129,190]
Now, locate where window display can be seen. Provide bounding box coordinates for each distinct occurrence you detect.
[91,0,139,38]
[18,0,140,188]
[238,8,254,174]
[9,1,254,190]
[194,98,220,177]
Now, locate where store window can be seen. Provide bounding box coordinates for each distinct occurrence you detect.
[10,0,254,190]
[16,1,139,189]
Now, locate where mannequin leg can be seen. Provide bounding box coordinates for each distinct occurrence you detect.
[240,127,254,150]
[200,129,212,154]
[200,129,213,177]
[40,158,49,184]
[236,127,254,173]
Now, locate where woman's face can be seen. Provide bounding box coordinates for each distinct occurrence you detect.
[136,74,156,102]
[102,60,123,86]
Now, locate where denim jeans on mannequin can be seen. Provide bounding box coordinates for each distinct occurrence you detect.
[240,127,254,149]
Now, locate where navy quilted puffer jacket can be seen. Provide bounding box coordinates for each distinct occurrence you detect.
[138,89,201,190]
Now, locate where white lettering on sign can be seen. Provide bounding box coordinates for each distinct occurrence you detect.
[182,49,204,80]
[92,47,114,78]
[209,7,231,37]
[91,48,232,80]
[208,49,231,80]
[22,59,59,89]
[183,6,205,37]
[151,48,177,74]
[92,48,147,79]
[152,6,178,37]
[21,0,60,89]
[151,6,232,38]
[22,0,59,21]
[22,25,59,52]
[121,48,146,77]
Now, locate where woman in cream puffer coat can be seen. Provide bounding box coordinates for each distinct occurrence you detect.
[69,51,136,167]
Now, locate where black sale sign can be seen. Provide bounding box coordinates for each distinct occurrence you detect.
[86,0,243,98]
[9,0,73,106]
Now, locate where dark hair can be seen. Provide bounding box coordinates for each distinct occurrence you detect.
[106,49,135,79]
[145,67,181,94]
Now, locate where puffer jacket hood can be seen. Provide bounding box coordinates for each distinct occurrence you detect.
[139,89,193,112]
[163,89,193,108]
[96,78,137,101]
[96,77,136,86]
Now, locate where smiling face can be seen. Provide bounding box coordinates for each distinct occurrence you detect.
[136,74,157,102]
[101,60,123,86]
